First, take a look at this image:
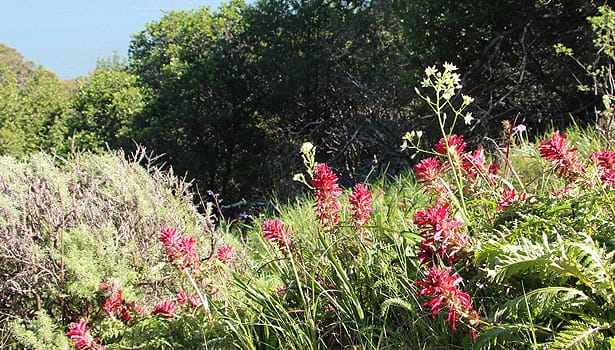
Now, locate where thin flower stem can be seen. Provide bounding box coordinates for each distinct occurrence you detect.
[184,268,210,315]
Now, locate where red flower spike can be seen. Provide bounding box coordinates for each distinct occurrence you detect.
[496,188,527,210]
[435,134,466,159]
[66,320,104,349]
[151,300,177,318]
[349,183,374,228]
[215,245,237,266]
[417,267,480,337]
[461,146,487,179]
[590,149,615,170]
[539,131,584,180]
[176,291,188,305]
[102,289,123,320]
[159,228,200,271]
[262,219,294,253]
[414,157,447,193]
[188,294,201,307]
[311,163,342,227]
[413,201,466,264]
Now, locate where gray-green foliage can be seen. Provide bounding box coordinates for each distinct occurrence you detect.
[0,148,216,347]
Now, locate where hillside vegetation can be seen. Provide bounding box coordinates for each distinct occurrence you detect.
[1,1,615,349]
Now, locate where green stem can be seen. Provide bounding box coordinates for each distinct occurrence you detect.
[184,268,210,315]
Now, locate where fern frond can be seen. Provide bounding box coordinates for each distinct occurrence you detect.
[494,287,589,323]
[473,323,536,350]
[551,319,605,350]
[486,235,551,282]
[553,240,615,303]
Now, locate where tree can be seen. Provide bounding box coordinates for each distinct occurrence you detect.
[67,56,147,152]
[129,0,412,200]
[391,0,600,136]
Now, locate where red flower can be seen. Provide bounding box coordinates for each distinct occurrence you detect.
[176,291,188,305]
[461,146,486,179]
[539,131,584,180]
[435,134,466,159]
[215,245,237,266]
[188,294,201,307]
[66,320,104,349]
[601,168,615,188]
[413,201,466,264]
[414,157,446,193]
[496,188,527,210]
[348,183,373,228]
[151,300,177,318]
[311,163,342,226]
[590,149,615,169]
[417,267,480,338]
[159,228,200,271]
[262,219,294,252]
[102,289,123,320]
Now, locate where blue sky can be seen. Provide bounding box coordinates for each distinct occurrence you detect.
[0,0,221,79]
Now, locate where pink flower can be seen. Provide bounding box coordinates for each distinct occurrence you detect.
[461,146,486,179]
[590,149,615,169]
[176,291,201,307]
[262,219,294,252]
[601,168,615,188]
[102,289,123,320]
[417,267,480,339]
[215,245,237,266]
[435,134,466,160]
[66,320,104,349]
[539,131,584,180]
[496,188,527,210]
[413,201,467,264]
[176,291,188,305]
[348,183,373,228]
[311,163,342,226]
[414,157,446,193]
[159,228,200,271]
[188,294,201,307]
[151,300,177,318]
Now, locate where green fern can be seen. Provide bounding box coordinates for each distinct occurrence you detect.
[494,287,589,323]
[551,318,606,350]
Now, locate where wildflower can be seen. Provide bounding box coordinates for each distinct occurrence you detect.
[539,131,584,180]
[496,188,527,210]
[151,300,177,318]
[102,288,123,320]
[414,157,445,193]
[601,168,615,189]
[512,124,526,133]
[591,149,615,170]
[188,294,201,307]
[464,112,474,125]
[175,291,200,307]
[66,320,104,349]
[435,134,466,161]
[461,146,487,180]
[159,227,200,271]
[417,267,480,339]
[176,291,188,305]
[215,245,237,267]
[349,183,373,228]
[414,201,467,264]
[262,219,294,252]
[311,163,342,226]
